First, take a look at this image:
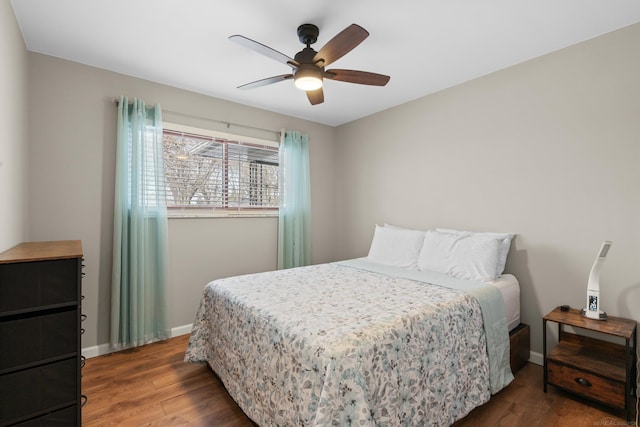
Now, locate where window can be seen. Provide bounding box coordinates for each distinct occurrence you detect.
[162,124,279,217]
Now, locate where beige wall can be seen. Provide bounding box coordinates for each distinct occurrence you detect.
[335,23,640,357]
[27,53,337,349]
[15,7,640,359]
[0,2,29,251]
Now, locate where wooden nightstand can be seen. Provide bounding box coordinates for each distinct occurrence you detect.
[543,306,637,421]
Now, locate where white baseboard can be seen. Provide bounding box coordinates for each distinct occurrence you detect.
[82,324,193,359]
[171,323,193,337]
[82,343,111,359]
[528,350,543,366]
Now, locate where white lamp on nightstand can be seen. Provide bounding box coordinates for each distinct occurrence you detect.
[581,241,611,320]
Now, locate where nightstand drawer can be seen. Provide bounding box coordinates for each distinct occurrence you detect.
[547,360,625,409]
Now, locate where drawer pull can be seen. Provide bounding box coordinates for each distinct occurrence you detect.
[574,377,592,387]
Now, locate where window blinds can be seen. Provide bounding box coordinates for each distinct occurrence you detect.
[163,129,279,209]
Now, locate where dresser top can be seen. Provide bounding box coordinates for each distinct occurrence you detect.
[0,240,83,264]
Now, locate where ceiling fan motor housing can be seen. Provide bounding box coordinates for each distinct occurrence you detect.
[294,47,320,65]
[293,46,324,88]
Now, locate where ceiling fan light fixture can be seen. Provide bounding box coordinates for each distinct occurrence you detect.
[294,67,323,91]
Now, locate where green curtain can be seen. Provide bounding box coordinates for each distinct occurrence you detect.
[277,130,312,269]
[111,96,169,349]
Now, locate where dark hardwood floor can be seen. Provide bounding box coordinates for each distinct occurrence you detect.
[82,335,635,426]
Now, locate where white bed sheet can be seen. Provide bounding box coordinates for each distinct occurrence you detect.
[490,273,520,331]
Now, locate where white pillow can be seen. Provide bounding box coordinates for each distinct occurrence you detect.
[417,230,503,282]
[367,225,425,268]
[383,223,426,233]
[436,228,513,277]
[416,230,457,274]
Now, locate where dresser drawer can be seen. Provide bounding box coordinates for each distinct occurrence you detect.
[547,360,625,409]
[0,309,78,372]
[0,358,78,424]
[13,405,78,426]
[0,258,79,314]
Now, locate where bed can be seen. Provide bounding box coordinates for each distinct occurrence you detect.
[185,226,520,426]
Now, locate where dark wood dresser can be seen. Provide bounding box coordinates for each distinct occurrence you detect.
[0,241,83,426]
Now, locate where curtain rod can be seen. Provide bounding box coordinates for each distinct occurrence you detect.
[111,98,281,137]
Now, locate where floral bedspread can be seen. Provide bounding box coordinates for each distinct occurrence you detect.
[185,262,497,426]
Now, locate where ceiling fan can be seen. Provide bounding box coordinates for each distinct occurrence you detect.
[229,23,390,105]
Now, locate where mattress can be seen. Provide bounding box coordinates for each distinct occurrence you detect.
[490,274,520,332]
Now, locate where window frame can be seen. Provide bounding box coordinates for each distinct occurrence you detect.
[163,122,280,218]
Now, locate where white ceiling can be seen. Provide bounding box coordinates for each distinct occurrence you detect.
[11,0,640,127]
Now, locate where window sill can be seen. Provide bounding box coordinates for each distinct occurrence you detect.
[167,208,279,219]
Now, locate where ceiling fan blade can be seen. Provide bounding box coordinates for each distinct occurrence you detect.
[229,35,299,68]
[238,74,293,89]
[324,69,390,86]
[306,88,324,105]
[313,24,369,67]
